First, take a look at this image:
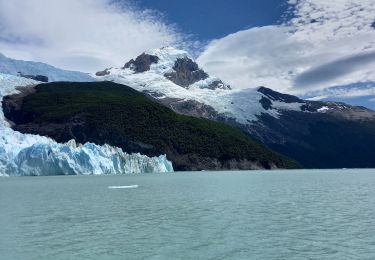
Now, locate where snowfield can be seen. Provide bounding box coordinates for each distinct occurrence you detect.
[97,47,305,124]
[0,73,173,176]
[0,53,94,82]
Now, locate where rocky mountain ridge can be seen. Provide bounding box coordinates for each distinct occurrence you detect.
[95,47,375,168]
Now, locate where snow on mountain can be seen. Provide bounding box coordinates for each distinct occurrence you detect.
[0,53,94,82]
[0,73,173,176]
[302,82,375,110]
[95,47,375,169]
[95,47,305,124]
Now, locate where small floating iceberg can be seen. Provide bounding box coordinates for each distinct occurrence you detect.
[108,185,139,189]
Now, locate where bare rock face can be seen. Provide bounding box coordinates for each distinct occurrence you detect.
[123,53,159,73]
[18,72,48,82]
[208,80,231,90]
[95,68,111,76]
[258,87,303,103]
[164,57,209,88]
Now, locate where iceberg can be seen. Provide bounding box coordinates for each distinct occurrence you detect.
[0,73,174,176]
[108,185,139,189]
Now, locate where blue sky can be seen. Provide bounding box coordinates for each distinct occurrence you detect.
[132,0,290,40]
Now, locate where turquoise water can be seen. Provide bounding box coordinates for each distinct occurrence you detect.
[1,169,375,259]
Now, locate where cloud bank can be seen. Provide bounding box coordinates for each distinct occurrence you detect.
[294,52,375,88]
[197,0,375,95]
[0,0,184,72]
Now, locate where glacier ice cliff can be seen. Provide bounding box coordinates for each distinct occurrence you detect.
[0,73,173,176]
[4,140,173,176]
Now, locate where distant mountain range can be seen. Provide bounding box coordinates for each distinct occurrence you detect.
[302,82,375,111]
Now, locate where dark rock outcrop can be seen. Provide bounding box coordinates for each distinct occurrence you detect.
[207,80,231,90]
[259,97,272,110]
[258,87,303,103]
[164,57,209,88]
[18,72,48,82]
[2,86,37,126]
[95,68,111,76]
[123,53,159,73]
[143,90,239,125]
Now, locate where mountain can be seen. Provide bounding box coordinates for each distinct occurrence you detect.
[301,82,375,111]
[95,47,295,124]
[250,87,375,168]
[3,81,297,171]
[0,53,94,82]
[0,73,172,176]
[95,47,375,169]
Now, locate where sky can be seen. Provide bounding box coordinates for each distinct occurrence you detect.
[131,0,290,40]
[197,0,375,94]
[0,0,375,104]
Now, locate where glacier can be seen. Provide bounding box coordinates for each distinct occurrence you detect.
[0,73,173,176]
[0,53,94,82]
[95,47,304,124]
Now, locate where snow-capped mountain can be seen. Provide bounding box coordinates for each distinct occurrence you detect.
[95,47,375,169]
[0,53,94,82]
[0,73,173,176]
[95,47,305,124]
[2,45,374,171]
[95,46,363,124]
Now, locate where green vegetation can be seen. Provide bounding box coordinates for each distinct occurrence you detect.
[17,81,298,170]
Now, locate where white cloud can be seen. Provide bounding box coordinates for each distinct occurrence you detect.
[0,0,184,72]
[197,0,375,95]
[303,82,375,99]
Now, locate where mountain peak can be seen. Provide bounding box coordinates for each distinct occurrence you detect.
[123,53,159,73]
[96,46,230,90]
[146,46,190,64]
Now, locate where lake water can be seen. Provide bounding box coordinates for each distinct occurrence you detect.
[1,169,375,259]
